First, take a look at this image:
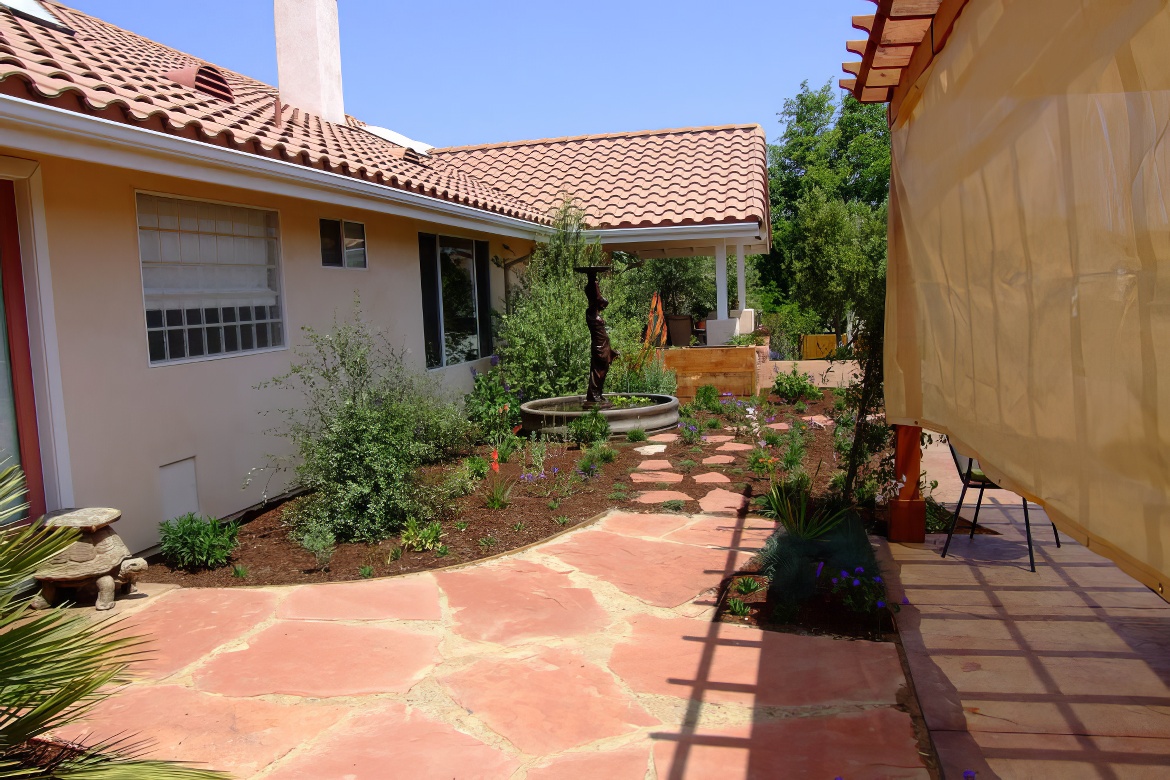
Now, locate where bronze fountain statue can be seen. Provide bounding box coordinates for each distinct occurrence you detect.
[576,265,618,405]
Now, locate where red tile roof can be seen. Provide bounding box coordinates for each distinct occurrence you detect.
[0,2,547,223]
[430,125,770,230]
[0,3,769,232]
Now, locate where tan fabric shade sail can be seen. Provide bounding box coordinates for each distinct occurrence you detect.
[883,0,1170,598]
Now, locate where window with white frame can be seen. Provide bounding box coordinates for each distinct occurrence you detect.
[319,218,367,268]
[136,193,285,364]
[418,234,492,369]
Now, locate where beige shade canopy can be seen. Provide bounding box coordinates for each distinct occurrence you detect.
[882,0,1170,598]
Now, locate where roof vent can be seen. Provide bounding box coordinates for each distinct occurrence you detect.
[164,65,233,103]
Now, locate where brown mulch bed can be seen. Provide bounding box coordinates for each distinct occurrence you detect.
[140,388,853,588]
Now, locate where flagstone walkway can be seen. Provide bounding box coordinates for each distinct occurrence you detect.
[885,440,1170,779]
[61,440,930,779]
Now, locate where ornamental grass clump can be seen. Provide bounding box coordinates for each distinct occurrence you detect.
[159,512,239,571]
[259,301,473,544]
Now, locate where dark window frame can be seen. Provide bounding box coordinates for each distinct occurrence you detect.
[418,233,492,369]
[319,218,367,269]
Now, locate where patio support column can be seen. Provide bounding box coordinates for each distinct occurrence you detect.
[889,424,926,543]
[715,243,729,320]
[735,241,747,312]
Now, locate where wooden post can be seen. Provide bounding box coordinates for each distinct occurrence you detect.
[889,424,926,543]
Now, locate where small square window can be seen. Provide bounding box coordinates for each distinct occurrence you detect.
[320,218,367,268]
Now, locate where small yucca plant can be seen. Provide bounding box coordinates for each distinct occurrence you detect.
[0,462,230,778]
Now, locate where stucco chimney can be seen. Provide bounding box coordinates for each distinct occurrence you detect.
[274,0,345,123]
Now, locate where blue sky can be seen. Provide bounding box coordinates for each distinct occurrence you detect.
[66,0,872,148]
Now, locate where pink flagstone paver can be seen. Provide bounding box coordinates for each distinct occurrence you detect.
[277,575,441,621]
[119,588,278,678]
[802,414,834,427]
[631,470,684,484]
[599,512,690,538]
[767,421,791,431]
[263,701,520,780]
[435,560,609,645]
[651,709,928,779]
[59,685,344,778]
[547,531,741,607]
[526,745,653,779]
[440,648,657,755]
[703,434,734,443]
[699,488,749,514]
[693,471,731,484]
[610,614,904,707]
[194,621,440,697]
[716,441,753,452]
[636,459,673,471]
[665,515,774,551]
[648,433,678,442]
[635,490,693,505]
[702,454,736,465]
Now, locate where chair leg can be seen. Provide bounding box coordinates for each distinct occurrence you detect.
[941,482,970,559]
[1052,522,1061,548]
[969,484,986,538]
[1023,497,1036,572]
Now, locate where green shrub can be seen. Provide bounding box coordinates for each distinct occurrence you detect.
[359,565,374,579]
[760,487,849,540]
[159,513,238,571]
[300,522,336,571]
[465,456,490,480]
[677,459,698,473]
[771,365,820,403]
[491,433,523,463]
[608,348,678,395]
[662,499,686,512]
[727,597,751,616]
[484,479,514,510]
[925,495,951,533]
[586,443,617,464]
[465,365,521,442]
[693,384,721,413]
[400,517,444,550]
[759,304,820,361]
[260,304,473,544]
[626,428,647,442]
[232,564,248,579]
[704,417,722,430]
[568,410,610,446]
[747,447,777,478]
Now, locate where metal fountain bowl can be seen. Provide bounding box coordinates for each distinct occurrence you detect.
[519,393,679,438]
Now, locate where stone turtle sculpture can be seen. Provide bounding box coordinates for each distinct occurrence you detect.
[30,508,148,611]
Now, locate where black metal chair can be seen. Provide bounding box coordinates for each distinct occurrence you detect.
[941,445,1059,572]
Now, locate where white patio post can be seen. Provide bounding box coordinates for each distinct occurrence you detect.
[715,242,729,320]
[736,241,747,312]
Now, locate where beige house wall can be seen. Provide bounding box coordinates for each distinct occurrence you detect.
[13,151,525,553]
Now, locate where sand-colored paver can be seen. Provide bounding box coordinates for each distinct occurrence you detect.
[699,487,749,514]
[118,588,278,678]
[441,648,657,755]
[633,444,667,455]
[631,470,684,484]
[64,503,926,779]
[886,437,1170,778]
[634,489,693,505]
[436,560,609,644]
[263,701,521,780]
[636,459,673,471]
[276,575,441,621]
[692,471,731,483]
[195,621,440,697]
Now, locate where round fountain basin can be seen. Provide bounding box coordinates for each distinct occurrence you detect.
[520,394,679,438]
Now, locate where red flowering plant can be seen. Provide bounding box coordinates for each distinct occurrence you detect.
[465,362,521,443]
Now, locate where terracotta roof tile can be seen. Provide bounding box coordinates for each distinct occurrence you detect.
[430,125,770,230]
[0,2,547,223]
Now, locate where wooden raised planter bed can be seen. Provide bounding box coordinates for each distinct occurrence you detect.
[661,346,758,401]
